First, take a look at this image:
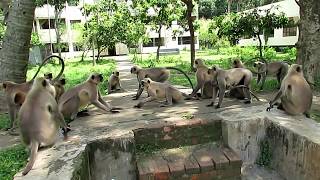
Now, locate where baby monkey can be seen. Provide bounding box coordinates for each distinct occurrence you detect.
[134,78,188,108]
[107,71,124,94]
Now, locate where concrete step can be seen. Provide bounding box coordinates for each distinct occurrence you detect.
[137,142,242,180]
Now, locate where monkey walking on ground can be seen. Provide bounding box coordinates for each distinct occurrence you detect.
[187,59,213,99]
[253,60,289,90]
[0,55,65,132]
[134,78,189,108]
[58,73,122,122]
[130,65,193,100]
[107,71,125,94]
[266,64,312,118]
[207,66,259,108]
[18,77,69,175]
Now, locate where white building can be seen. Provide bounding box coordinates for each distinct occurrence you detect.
[33,0,199,59]
[238,0,299,47]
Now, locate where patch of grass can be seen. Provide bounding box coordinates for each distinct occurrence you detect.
[0,114,10,130]
[256,139,272,168]
[0,145,28,180]
[181,113,195,120]
[135,143,162,156]
[27,57,116,95]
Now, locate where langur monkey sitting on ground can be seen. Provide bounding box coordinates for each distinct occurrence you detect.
[253,61,289,90]
[130,65,193,100]
[44,72,66,101]
[58,73,121,121]
[134,78,188,108]
[0,55,65,132]
[187,58,213,99]
[207,66,259,108]
[266,64,312,118]
[18,77,69,175]
[107,71,124,94]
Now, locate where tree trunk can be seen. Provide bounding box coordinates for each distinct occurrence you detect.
[156,24,162,61]
[228,0,232,13]
[257,33,263,58]
[296,0,320,84]
[0,0,36,112]
[92,41,96,66]
[54,7,62,58]
[183,0,196,70]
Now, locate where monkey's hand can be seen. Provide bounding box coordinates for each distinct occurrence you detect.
[266,102,273,111]
[132,96,139,100]
[110,109,120,113]
[62,125,71,135]
[207,102,214,107]
[215,104,221,109]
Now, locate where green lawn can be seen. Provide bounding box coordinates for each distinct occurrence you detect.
[0,145,28,180]
[27,57,116,95]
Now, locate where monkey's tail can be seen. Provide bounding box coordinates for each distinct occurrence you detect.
[166,67,194,89]
[30,55,65,81]
[22,141,39,176]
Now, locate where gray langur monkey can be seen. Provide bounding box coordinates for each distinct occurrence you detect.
[18,77,69,175]
[207,66,257,108]
[266,64,312,118]
[232,59,245,68]
[107,71,124,94]
[58,73,121,122]
[44,72,66,101]
[187,58,213,99]
[134,78,188,108]
[0,55,65,132]
[253,60,289,90]
[130,65,193,100]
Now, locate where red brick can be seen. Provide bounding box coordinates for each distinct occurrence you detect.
[152,156,170,180]
[222,147,242,168]
[193,150,214,172]
[184,155,201,174]
[209,148,230,170]
[137,159,155,180]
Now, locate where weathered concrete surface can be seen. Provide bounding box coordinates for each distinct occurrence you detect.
[13,56,320,180]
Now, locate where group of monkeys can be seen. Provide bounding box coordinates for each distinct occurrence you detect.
[0,55,313,176]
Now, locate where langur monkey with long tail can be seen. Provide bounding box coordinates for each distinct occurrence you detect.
[134,78,188,108]
[58,73,121,122]
[0,55,65,132]
[18,77,69,175]
[266,64,312,118]
[130,65,193,100]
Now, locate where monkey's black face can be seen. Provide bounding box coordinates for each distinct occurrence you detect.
[116,72,120,76]
[131,67,136,74]
[99,74,104,82]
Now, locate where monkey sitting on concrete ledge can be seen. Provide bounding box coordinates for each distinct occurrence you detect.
[266,64,312,118]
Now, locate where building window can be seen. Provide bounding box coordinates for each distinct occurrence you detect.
[73,42,82,51]
[39,19,66,29]
[178,36,197,45]
[283,27,297,37]
[143,38,164,47]
[39,19,55,29]
[52,43,69,53]
[283,17,298,37]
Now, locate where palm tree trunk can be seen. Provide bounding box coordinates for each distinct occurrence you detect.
[0,0,36,112]
[296,0,320,84]
[54,7,62,58]
[156,24,162,61]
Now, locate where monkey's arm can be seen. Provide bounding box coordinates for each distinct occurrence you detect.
[266,90,283,111]
[216,82,226,108]
[133,84,144,100]
[97,91,121,112]
[186,83,202,99]
[135,90,157,108]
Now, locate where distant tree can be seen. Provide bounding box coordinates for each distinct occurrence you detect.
[214,0,227,16]
[216,7,289,58]
[84,0,146,65]
[198,0,215,19]
[198,19,218,49]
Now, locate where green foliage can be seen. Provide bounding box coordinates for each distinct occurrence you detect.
[27,58,116,95]
[83,0,146,59]
[0,114,10,130]
[0,145,28,180]
[256,139,272,167]
[216,7,289,58]
[0,10,6,42]
[198,0,216,19]
[264,47,277,60]
[30,32,43,47]
[198,19,219,49]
